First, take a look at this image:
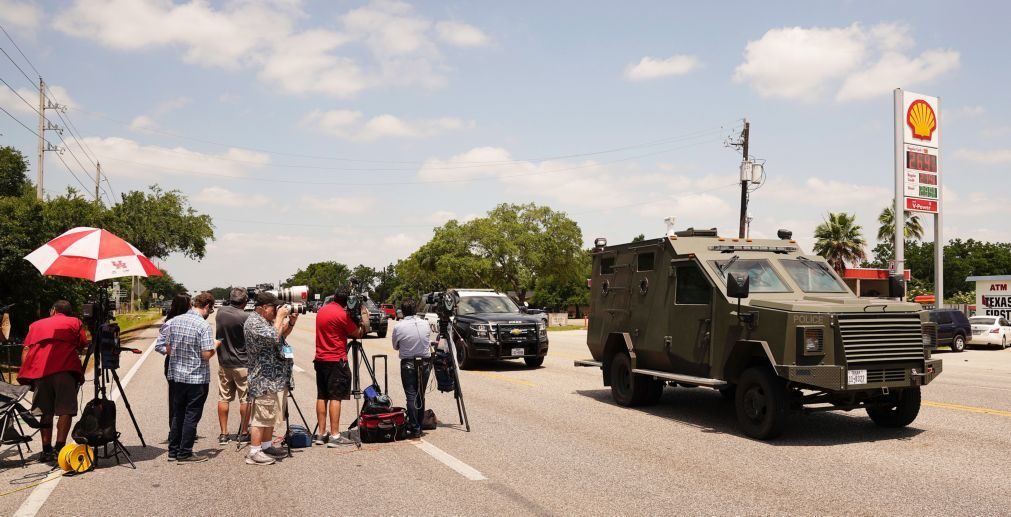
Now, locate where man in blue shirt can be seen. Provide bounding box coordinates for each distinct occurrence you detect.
[165,292,216,463]
[391,298,432,438]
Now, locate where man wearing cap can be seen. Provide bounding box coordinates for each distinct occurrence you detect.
[243,292,299,466]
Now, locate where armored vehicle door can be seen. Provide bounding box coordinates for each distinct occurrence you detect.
[664,260,713,378]
[628,247,664,369]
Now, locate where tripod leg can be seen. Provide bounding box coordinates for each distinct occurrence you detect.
[288,393,311,430]
[110,370,147,447]
[285,393,292,458]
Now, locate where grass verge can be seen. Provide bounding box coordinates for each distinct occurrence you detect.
[547,325,585,332]
[115,309,163,334]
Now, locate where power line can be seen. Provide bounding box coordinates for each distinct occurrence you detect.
[0,103,46,140]
[0,75,39,115]
[52,151,94,194]
[0,46,34,86]
[100,136,726,186]
[0,23,40,79]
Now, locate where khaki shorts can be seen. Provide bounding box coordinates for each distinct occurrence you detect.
[217,367,249,402]
[250,390,287,429]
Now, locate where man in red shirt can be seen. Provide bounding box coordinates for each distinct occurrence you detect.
[314,286,365,447]
[18,300,88,462]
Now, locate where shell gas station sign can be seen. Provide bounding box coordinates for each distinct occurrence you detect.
[900,92,940,214]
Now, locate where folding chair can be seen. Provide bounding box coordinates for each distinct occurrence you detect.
[0,381,39,468]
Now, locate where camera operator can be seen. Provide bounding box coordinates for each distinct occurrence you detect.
[313,285,367,448]
[243,292,298,466]
[391,298,432,438]
[214,288,251,446]
[17,300,88,463]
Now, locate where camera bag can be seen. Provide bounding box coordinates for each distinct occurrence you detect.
[285,424,312,448]
[72,398,117,446]
[433,351,456,392]
[358,407,407,443]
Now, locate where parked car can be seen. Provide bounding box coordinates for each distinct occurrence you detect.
[968,315,1011,349]
[379,303,398,320]
[928,309,972,352]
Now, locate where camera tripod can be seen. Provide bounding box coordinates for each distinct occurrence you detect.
[79,291,146,469]
[435,315,471,432]
[281,354,311,457]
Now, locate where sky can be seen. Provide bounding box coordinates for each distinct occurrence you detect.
[1,0,1009,292]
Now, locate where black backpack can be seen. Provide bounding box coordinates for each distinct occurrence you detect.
[72,398,117,446]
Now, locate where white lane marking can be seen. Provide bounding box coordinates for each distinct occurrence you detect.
[293,364,305,373]
[14,338,159,517]
[414,439,486,481]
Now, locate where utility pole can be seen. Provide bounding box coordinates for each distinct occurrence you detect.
[36,77,44,200]
[729,120,751,238]
[95,162,101,204]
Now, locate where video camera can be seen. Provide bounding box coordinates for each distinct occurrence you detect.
[424,290,460,320]
[82,296,116,325]
[345,278,368,326]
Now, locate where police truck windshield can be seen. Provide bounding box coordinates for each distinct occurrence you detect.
[709,258,791,293]
[457,296,520,315]
[781,259,848,293]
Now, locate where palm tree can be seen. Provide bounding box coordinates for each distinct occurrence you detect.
[877,206,924,243]
[813,212,867,273]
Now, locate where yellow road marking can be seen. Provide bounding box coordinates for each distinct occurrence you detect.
[923,400,1011,418]
[469,370,536,387]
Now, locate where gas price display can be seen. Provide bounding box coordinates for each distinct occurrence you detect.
[907,150,937,172]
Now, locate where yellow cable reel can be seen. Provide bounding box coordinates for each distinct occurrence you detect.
[57,443,94,473]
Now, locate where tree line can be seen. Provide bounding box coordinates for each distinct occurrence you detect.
[0,146,214,337]
[281,203,592,313]
[813,206,1011,300]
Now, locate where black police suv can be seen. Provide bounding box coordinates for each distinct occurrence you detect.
[445,290,549,369]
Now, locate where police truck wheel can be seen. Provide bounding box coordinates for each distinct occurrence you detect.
[609,353,662,407]
[951,334,966,352]
[523,356,544,368]
[456,340,474,370]
[866,387,921,428]
[377,328,387,339]
[735,367,788,440]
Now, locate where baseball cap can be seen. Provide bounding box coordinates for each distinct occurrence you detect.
[255,291,283,307]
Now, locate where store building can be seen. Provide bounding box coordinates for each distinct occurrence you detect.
[842,268,911,297]
[967,275,1011,319]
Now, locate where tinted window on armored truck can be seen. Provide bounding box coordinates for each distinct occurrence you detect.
[600,256,615,275]
[636,252,655,272]
[675,265,710,304]
[710,258,791,293]
[781,259,847,293]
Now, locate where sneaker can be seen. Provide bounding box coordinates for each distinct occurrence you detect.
[38,450,55,463]
[176,453,209,464]
[313,432,330,445]
[167,454,177,462]
[245,450,276,466]
[262,446,288,458]
[236,432,250,445]
[218,434,230,445]
[326,435,355,448]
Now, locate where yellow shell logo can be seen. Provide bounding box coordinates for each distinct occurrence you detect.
[907,100,937,141]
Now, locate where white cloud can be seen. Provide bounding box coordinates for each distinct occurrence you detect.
[303,109,470,141]
[763,177,890,207]
[953,148,1011,164]
[53,0,487,98]
[947,105,985,120]
[734,23,959,102]
[128,97,191,132]
[383,233,421,255]
[300,195,375,215]
[0,0,42,31]
[435,21,489,47]
[192,186,269,208]
[639,193,733,219]
[80,136,270,178]
[0,85,77,115]
[624,55,699,81]
[424,210,458,224]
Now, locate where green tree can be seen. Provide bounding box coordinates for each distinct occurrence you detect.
[0,146,31,197]
[397,203,585,304]
[877,206,924,242]
[143,269,188,299]
[905,239,1011,298]
[105,185,215,260]
[813,212,867,273]
[284,261,352,299]
[207,287,231,300]
[631,233,646,243]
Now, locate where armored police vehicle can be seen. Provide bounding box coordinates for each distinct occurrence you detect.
[577,228,942,439]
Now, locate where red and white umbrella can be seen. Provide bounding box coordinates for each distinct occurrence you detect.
[24,227,163,281]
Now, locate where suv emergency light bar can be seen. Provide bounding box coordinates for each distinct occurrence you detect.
[708,245,797,254]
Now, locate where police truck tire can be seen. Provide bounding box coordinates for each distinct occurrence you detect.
[377,328,387,339]
[524,356,544,368]
[951,334,966,352]
[866,386,921,428]
[456,341,474,370]
[609,353,662,407]
[735,367,788,440]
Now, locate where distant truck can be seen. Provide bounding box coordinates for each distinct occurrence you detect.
[577,228,942,439]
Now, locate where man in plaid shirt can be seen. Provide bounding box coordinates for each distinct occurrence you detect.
[165,292,216,463]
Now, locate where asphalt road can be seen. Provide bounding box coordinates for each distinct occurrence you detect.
[1,314,1009,515]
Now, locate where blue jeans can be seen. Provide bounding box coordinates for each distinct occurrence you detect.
[168,382,209,458]
[400,358,432,434]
